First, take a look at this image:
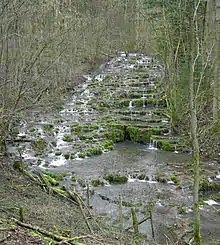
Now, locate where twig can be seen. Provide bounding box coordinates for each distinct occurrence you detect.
[69,191,93,233]
[125,216,150,231]
[0,227,15,231]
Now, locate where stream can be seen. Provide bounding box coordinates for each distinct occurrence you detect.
[8,52,220,244]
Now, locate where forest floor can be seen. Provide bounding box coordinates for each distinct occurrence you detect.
[0,157,148,245]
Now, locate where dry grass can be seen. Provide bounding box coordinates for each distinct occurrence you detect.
[0,157,150,245]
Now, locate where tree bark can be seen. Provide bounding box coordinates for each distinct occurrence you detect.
[188,6,202,244]
[213,0,220,120]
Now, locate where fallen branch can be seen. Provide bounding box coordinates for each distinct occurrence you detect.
[11,218,86,245]
[0,227,15,231]
[125,216,150,231]
[68,191,93,234]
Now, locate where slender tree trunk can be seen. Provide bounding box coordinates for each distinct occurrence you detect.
[188,8,202,245]
[213,0,220,120]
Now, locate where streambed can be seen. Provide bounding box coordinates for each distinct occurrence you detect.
[7,52,220,244]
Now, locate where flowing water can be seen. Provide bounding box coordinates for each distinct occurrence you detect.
[8,52,220,244]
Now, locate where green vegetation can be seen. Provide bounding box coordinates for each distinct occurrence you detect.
[157,140,175,152]
[78,153,85,158]
[64,153,70,159]
[104,175,128,184]
[42,124,54,132]
[31,139,47,152]
[43,174,59,186]
[200,178,220,192]
[55,151,62,156]
[42,171,65,181]
[91,179,104,187]
[63,135,73,142]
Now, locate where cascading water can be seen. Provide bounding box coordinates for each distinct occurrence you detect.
[7,52,220,245]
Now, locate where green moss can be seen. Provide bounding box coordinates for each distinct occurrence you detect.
[63,135,73,142]
[101,140,114,149]
[78,153,85,158]
[29,128,35,132]
[170,175,180,185]
[60,185,66,191]
[139,74,149,79]
[71,122,79,127]
[72,125,99,134]
[31,139,47,151]
[120,100,129,107]
[137,174,146,180]
[91,179,104,187]
[90,147,102,155]
[13,161,24,171]
[104,175,128,184]
[51,141,57,147]
[176,184,182,189]
[71,176,76,182]
[54,119,63,124]
[56,105,64,110]
[34,152,41,157]
[218,209,220,216]
[210,195,220,202]
[76,101,84,105]
[92,133,99,138]
[110,129,125,142]
[42,171,64,181]
[199,200,208,205]
[126,126,150,144]
[37,159,41,165]
[64,153,70,159]
[55,151,62,156]
[86,151,92,157]
[200,177,220,192]
[107,145,114,150]
[169,203,175,208]
[42,124,54,132]
[157,140,175,151]
[155,171,167,183]
[43,174,59,186]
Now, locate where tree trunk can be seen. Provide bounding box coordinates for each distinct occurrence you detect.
[213,0,220,120]
[188,6,202,244]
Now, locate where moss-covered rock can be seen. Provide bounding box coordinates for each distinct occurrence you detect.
[200,177,220,192]
[91,179,104,187]
[55,151,62,156]
[101,140,114,149]
[31,139,47,151]
[63,135,73,142]
[64,153,70,159]
[104,125,126,143]
[104,175,128,184]
[126,126,150,144]
[78,153,85,158]
[157,140,175,151]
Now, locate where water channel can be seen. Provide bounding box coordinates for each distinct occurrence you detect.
[8,52,220,244]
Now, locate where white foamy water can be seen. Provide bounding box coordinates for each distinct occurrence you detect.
[204,200,219,206]
[50,156,66,166]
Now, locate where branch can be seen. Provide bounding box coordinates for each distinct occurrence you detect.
[193,0,202,22]
[195,44,214,100]
[125,216,150,231]
[11,218,86,245]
